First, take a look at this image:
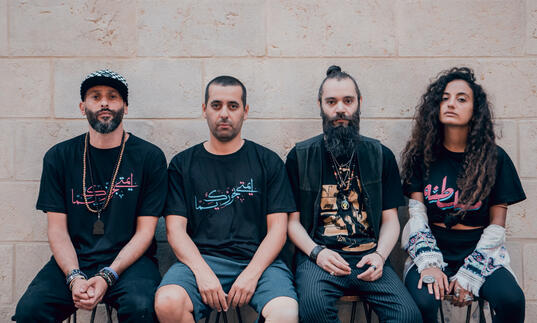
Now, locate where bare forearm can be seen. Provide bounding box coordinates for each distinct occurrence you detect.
[109,216,158,275]
[288,212,317,256]
[49,229,79,275]
[376,209,400,259]
[167,219,212,275]
[243,222,286,279]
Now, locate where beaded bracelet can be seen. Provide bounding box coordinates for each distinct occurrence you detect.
[95,267,118,287]
[66,269,88,291]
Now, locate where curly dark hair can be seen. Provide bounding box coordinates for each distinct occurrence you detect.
[401,67,497,210]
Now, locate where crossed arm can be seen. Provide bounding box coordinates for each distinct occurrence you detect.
[47,212,158,310]
[166,211,288,311]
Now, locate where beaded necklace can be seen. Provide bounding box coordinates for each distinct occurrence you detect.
[329,151,356,211]
[82,131,126,235]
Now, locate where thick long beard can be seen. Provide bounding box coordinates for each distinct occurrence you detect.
[85,107,124,134]
[322,109,360,159]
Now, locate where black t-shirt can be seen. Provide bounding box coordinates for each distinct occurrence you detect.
[286,143,405,254]
[36,133,168,268]
[403,145,526,227]
[165,140,296,261]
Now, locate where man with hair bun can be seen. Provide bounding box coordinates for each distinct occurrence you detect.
[13,69,167,322]
[286,66,421,322]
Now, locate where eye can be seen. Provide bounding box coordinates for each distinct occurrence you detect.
[229,103,239,110]
[441,96,449,101]
[326,99,336,105]
[211,102,220,109]
[457,97,467,103]
[344,98,354,104]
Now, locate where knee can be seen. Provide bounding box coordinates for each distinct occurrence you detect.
[262,297,298,323]
[154,285,192,319]
[493,287,525,314]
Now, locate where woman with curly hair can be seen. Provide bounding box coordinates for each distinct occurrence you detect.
[400,67,526,322]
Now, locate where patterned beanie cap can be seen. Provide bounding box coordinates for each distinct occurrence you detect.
[80,69,129,105]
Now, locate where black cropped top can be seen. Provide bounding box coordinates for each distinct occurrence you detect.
[403,145,526,228]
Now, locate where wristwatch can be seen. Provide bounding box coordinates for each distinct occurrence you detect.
[309,245,326,263]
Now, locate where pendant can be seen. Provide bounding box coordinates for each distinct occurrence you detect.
[93,219,105,235]
[340,196,350,210]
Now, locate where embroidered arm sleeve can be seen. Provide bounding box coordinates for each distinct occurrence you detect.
[401,199,446,273]
[452,224,510,296]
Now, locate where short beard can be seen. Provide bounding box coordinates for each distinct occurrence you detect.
[321,108,360,159]
[85,106,124,134]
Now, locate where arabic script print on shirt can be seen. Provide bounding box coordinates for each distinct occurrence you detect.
[71,173,139,208]
[194,179,259,211]
[424,175,482,211]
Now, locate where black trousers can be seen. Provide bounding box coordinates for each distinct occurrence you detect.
[12,256,161,323]
[405,266,525,323]
[295,254,422,323]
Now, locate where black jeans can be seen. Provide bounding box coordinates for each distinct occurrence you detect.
[13,256,161,323]
[405,266,525,323]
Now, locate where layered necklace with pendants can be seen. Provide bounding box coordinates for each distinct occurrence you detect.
[82,131,126,235]
[329,151,356,211]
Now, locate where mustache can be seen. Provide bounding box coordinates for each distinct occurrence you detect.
[326,112,352,122]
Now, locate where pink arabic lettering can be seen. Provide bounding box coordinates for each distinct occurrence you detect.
[424,176,482,211]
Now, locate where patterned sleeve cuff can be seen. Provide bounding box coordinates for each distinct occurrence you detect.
[452,266,485,296]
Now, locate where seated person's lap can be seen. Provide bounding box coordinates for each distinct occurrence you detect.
[159,254,297,321]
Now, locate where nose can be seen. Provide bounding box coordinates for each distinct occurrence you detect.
[99,97,109,107]
[446,96,456,108]
[219,105,230,119]
[335,101,345,113]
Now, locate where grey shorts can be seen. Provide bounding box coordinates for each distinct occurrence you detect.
[159,254,297,322]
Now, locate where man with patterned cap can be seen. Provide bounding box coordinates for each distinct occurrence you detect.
[13,69,167,322]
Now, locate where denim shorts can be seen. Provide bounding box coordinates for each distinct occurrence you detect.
[159,254,297,322]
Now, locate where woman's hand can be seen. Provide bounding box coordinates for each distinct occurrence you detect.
[448,279,473,307]
[418,267,449,300]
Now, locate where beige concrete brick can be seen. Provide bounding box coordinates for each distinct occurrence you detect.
[0,245,13,304]
[14,120,87,180]
[54,59,202,118]
[267,0,396,57]
[524,243,537,300]
[476,60,537,118]
[146,120,208,161]
[137,0,265,57]
[526,301,537,322]
[0,0,7,56]
[495,120,518,169]
[360,119,413,163]
[8,0,136,56]
[519,121,537,178]
[0,121,14,179]
[507,180,537,239]
[0,183,46,241]
[0,305,16,322]
[398,1,525,56]
[0,60,51,117]
[527,0,537,54]
[14,244,51,301]
[243,120,322,158]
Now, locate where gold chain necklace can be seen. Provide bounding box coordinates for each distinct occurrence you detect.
[82,131,126,235]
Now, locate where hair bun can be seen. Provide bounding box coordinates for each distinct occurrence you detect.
[326,65,341,76]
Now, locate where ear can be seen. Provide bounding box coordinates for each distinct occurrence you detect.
[79,102,86,116]
[244,104,249,120]
[202,103,207,119]
[124,104,128,115]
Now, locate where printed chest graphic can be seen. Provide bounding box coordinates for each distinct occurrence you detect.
[424,175,482,211]
[71,173,139,207]
[195,179,258,211]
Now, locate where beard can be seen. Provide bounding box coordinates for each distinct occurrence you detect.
[85,106,124,134]
[321,108,360,159]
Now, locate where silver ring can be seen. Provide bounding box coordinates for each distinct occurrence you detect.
[371,265,377,271]
[464,295,473,302]
[422,275,435,284]
[330,271,335,276]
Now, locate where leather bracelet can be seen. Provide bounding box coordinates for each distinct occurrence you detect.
[66,269,87,286]
[309,245,326,263]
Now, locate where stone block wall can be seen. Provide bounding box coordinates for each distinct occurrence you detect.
[1,1,536,322]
